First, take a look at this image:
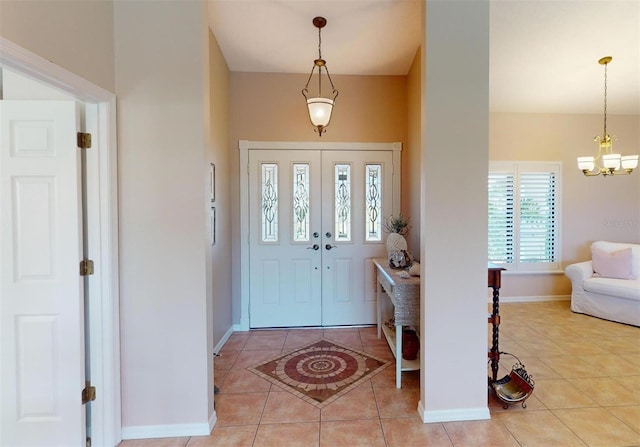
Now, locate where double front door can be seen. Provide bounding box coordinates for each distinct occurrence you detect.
[248,148,394,328]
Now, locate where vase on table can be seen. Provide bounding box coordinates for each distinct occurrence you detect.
[386,233,410,269]
[384,214,412,269]
[402,329,419,360]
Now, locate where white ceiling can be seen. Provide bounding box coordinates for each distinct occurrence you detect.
[207,0,639,115]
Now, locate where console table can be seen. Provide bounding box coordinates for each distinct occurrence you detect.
[373,258,420,388]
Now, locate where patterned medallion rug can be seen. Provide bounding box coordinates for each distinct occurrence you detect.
[247,338,390,409]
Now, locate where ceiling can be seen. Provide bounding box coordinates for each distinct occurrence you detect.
[207,1,639,115]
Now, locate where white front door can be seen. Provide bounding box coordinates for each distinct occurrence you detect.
[320,150,392,326]
[0,101,85,445]
[248,147,393,328]
[249,150,323,327]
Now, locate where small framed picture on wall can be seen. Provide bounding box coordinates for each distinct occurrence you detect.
[211,206,216,246]
[210,163,216,202]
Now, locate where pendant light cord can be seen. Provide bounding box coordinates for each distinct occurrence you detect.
[317,27,322,96]
[603,61,608,138]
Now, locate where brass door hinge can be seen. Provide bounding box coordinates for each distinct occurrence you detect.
[82,381,96,404]
[79,259,94,276]
[77,132,92,149]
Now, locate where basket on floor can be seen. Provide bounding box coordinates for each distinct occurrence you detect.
[492,362,535,409]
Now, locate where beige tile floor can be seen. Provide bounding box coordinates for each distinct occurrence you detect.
[120,301,640,446]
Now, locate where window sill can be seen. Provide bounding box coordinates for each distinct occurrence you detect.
[501,269,565,276]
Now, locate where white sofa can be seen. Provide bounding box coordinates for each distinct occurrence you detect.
[565,241,640,327]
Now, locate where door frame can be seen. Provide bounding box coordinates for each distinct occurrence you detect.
[1,38,121,445]
[238,140,402,331]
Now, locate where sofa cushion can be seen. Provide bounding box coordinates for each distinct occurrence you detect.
[591,241,640,279]
[583,277,640,301]
[592,247,634,279]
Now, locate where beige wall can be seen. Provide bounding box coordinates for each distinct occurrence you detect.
[1,0,230,435]
[229,73,408,323]
[206,29,233,349]
[490,112,640,298]
[0,0,115,92]
[114,0,213,432]
[405,48,422,259]
[420,0,490,420]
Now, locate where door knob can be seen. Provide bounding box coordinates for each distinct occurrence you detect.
[325,244,336,250]
[325,232,332,238]
[307,244,320,251]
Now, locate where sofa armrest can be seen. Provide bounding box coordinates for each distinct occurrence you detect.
[565,261,593,282]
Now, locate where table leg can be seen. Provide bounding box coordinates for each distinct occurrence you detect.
[377,281,382,339]
[395,323,402,388]
[490,286,500,382]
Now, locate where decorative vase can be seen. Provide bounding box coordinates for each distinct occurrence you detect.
[402,329,419,360]
[387,233,410,269]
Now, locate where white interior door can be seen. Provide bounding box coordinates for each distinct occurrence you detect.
[0,101,85,445]
[248,147,393,328]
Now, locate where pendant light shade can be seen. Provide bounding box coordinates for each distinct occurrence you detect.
[306,97,334,127]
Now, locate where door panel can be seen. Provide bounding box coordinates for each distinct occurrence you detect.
[249,150,322,327]
[1,101,84,445]
[321,151,392,326]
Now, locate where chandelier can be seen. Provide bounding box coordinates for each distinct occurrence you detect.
[302,17,339,137]
[577,56,638,176]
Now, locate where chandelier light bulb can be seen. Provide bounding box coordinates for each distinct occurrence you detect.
[577,156,595,172]
[621,155,639,171]
[602,153,621,170]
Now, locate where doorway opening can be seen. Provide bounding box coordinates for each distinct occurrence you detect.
[0,38,120,446]
[239,140,401,330]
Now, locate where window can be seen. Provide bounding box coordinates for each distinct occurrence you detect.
[488,162,561,272]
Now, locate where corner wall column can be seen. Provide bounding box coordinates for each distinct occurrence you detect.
[419,0,491,422]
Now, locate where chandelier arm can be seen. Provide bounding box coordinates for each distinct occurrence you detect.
[324,67,339,101]
[301,66,316,99]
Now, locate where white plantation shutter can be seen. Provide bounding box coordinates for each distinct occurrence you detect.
[519,172,557,263]
[488,173,514,264]
[488,162,561,272]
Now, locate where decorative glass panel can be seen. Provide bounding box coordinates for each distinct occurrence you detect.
[365,164,382,241]
[334,164,351,241]
[292,163,310,242]
[261,163,278,242]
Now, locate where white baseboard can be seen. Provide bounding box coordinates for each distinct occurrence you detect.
[418,401,490,423]
[213,326,235,355]
[238,315,250,331]
[493,295,570,304]
[209,410,217,432]
[121,422,211,439]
